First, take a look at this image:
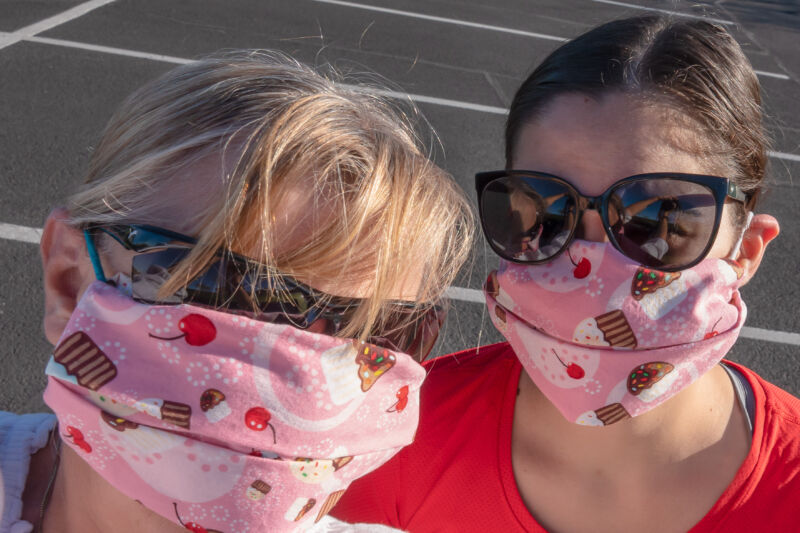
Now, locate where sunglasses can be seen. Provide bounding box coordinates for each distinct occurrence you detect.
[475,171,748,271]
[83,224,444,360]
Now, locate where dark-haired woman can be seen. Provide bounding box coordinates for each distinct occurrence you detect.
[332,15,799,532]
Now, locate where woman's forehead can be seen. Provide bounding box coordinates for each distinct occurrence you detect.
[512,93,724,195]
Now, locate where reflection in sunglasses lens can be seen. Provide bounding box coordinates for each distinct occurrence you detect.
[609,179,716,269]
[481,176,574,262]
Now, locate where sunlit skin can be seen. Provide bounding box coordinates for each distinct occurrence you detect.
[509,93,779,533]
[28,166,424,532]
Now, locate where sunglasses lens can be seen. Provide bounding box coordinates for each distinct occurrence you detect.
[131,247,440,357]
[367,306,445,361]
[481,175,575,262]
[131,248,189,304]
[608,179,718,269]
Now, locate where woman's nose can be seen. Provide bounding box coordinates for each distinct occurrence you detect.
[574,210,608,242]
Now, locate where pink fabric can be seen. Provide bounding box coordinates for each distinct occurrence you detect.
[43,281,424,532]
[485,240,746,425]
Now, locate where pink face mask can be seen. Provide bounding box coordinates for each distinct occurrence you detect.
[485,240,746,426]
[44,281,424,532]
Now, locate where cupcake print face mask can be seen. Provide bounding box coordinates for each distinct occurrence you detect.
[485,240,747,426]
[44,281,425,532]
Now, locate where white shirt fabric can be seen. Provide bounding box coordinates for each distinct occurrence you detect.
[0,411,57,533]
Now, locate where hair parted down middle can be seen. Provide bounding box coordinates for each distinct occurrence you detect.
[68,50,474,342]
[506,15,770,216]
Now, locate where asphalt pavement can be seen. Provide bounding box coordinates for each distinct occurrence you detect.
[1,0,799,413]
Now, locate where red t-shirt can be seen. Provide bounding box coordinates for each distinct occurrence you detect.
[333,342,800,532]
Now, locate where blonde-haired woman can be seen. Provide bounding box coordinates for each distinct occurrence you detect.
[1,51,472,533]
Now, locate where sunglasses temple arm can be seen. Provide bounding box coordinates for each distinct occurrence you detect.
[83,230,108,283]
[727,211,754,261]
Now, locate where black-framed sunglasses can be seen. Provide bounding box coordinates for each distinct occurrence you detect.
[83,224,444,360]
[475,171,748,271]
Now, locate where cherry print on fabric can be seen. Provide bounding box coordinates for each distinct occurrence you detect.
[150,313,217,346]
[44,281,426,532]
[566,248,592,279]
[485,240,747,425]
[552,349,585,379]
[524,241,607,293]
[174,503,224,533]
[64,425,92,453]
[386,385,410,412]
[245,407,277,443]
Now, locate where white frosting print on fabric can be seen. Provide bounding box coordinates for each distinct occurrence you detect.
[43,281,425,532]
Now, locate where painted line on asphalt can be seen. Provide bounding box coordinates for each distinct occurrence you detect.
[741,327,800,346]
[311,0,567,42]
[25,36,510,114]
[755,70,790,80]
[27,36,191,65]
[0,223,43,244]
[2,222,798,346]
[768,150,800,163]
[0,0,115,50]
[590,0,734,25]
[445,286,486,304]
[22,37,800,163]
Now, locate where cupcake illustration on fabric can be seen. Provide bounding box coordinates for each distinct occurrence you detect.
[315,490,347,523]
[575,403,631,426]
[49,331,117,391]
[289,457,336,484]
[99,417,246,502]
[200,388,231,423]
[354,342,396,392]
[320,342,366,406]
[132,397,192,429]
[627,362,675,402]
[630,268,687,320]
[245,479,271,501]
[572,310,637,348]
[485,271,516,313]
[285,497,317,522]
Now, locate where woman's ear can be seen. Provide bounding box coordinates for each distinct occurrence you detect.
[736,213,779,286]
[40,208,96,345]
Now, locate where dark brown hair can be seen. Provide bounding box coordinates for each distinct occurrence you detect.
[506,15,768,211]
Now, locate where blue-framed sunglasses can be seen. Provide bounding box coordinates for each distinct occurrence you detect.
[475,171,748,271]
[83,224,444,359]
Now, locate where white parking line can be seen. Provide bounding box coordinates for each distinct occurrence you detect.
[445,286,486,304]
[20,37,800,164]
[755,70,790,81]
[0,0,115,50]
[0,223,42,244]
[741,327,800,346]
[590,0,734,25]
[1,223,798,346]
[28,36,191,65]
[311,0,567,42]
[769,150,800,163]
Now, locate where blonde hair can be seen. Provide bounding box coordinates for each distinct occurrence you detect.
[68,50,474,341]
